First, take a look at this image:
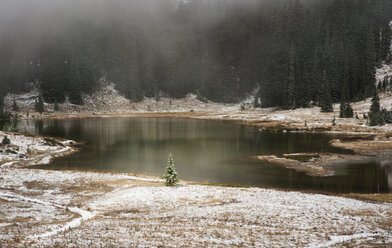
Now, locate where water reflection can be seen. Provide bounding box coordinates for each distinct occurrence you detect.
[17,117,392,193]
[380,160,392,192]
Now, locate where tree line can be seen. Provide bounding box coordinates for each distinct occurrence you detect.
[0,0,391,108]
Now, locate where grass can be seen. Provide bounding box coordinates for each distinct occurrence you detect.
[196,182,251,188]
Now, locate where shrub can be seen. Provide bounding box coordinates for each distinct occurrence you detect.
[2,136,11,145]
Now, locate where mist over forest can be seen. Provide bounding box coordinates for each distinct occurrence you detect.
[0,0,391,109]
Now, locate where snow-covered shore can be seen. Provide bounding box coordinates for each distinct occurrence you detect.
[0,167,391,247]
[0,131,76,168]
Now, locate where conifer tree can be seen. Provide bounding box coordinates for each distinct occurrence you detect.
[345,102,353,118]
[164,153,178,186]
[320,71,333,112]
[364,27,377,97]
[339,101,345,118]
[339,101,353,118]
[369,93,384,126]
[54,100,59,111]
[35,95,44,113]
[370,93,380,113]
[382,77,388,91]
[12,100,19,112]
[285,45,296,109]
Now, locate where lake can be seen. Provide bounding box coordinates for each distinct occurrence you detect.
[18,117,392,193]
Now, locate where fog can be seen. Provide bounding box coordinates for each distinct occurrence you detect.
[0,0,389,107]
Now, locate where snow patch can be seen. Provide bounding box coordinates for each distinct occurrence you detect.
[309,233,377,248]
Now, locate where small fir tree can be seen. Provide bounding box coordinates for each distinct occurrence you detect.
[164,153,178,186]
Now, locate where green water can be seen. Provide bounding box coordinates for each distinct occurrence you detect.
[18,117,392,193]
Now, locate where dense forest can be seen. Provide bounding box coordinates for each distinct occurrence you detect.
[0,0,392,109]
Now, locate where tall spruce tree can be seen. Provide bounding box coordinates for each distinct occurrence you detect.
[35,95,44,113]
[320,71,333,112]
[285,45,297,109]
[369,93,383,126]
[12,100,19,112]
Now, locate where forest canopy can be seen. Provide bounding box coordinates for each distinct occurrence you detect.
[0,0,391,108]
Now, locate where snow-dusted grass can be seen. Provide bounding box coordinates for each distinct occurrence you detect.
[0,168,391,247]
[0,131,76,168]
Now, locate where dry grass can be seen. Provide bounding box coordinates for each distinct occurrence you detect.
[342,193,392,204]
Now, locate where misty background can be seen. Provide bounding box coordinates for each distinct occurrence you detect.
[0,0,391,109]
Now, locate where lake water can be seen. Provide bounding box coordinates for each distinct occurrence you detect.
[18,117,392,193]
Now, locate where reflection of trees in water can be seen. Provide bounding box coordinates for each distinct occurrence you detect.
[35,120,44,134]
[0,120,9,130]
[380,160,392,192]
[16,118,392,193]
[0,116,19,132]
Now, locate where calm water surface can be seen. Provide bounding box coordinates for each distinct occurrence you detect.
[18,117,392,193]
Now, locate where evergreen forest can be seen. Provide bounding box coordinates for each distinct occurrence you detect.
[0,0,391,109]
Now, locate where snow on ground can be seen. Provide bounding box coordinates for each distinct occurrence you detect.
[0,131,76,168]
[7,79,392,137]
[4,81,236,115]
[0,167,391,247]
[4,74,392,137]
[376,63,392,83]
